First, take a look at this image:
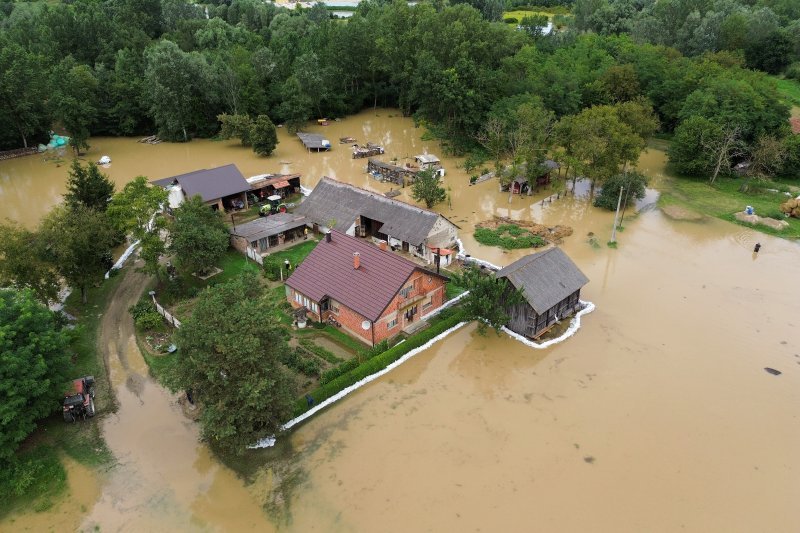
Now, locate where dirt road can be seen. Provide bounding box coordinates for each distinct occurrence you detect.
[82,262,276,531]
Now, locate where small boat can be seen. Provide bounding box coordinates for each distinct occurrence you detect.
[98,155,111,165]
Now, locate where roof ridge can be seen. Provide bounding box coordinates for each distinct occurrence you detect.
[320,176,440,218]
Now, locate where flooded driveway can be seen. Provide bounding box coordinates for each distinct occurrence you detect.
[83,265,275,531]
[1,110,799,531]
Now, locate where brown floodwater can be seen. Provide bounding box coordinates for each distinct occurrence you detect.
[2,109,799,531]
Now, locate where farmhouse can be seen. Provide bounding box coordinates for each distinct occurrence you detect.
[497,247,588,339]
[229,212,308,255]
[295,177,459,265]
[297,132,331,151]
[286,231,448,346]
[152,164,250,211]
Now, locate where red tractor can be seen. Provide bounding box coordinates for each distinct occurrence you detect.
[63,376,96,422]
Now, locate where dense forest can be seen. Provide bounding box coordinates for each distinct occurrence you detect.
[0,0,798,178]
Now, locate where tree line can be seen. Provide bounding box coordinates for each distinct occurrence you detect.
[0,0,797,180]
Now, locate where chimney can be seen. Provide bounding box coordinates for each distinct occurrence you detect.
[325,232,331,243]
[353,252,360,270]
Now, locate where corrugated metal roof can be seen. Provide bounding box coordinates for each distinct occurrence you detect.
[297,133,330,149]
[496,247,588,314]
[152,164,250,202]
[285,230,420,321]
[229,213,307,241]
[295,177,458,246]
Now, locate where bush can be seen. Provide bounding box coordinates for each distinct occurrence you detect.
[279,347,322,377]
[786,63,800,82]
[295,311,466,416]
[135,311,164,331]
[129,300,155,320]
[504,17,518,24]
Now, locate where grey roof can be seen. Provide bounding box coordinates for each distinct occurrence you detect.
[229,213,307,241]
[297,132,330,149]
[152,164,250,202]
[496,247,588,314]
[415,154,440,164]
[295,177,458,247]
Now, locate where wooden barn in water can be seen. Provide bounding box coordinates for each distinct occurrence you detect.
[497,247,588,339]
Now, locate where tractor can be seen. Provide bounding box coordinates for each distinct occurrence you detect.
[63,376,96,422]
[259,194,287,216]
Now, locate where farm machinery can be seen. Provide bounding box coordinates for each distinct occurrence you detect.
[62,376,96,422]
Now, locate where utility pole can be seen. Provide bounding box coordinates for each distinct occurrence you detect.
[610,186,624,244]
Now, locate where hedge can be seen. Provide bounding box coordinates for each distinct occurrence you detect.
[292,310,466,417]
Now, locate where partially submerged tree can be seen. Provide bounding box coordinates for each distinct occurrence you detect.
[593,172,649,211]
[38,205,116,304]
[64,160,115,212]
[169,272,295,453]
[0,288,71,461]
[450,266,523,335]
[107,176,169,278]
[251,114,278,156]
[411,169,447,208]
[169,195,229,276]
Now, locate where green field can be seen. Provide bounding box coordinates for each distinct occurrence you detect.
[770,76,800,108]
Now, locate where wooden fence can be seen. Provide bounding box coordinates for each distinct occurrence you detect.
[150,293,182,328]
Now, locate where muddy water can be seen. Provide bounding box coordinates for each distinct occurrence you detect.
[2,110,799,531]
[279,214,800,533]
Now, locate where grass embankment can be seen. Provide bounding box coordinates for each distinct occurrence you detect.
[659,176,800,239]
[0,274,120,518]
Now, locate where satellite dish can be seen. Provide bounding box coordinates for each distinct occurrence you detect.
[361,320,371,330]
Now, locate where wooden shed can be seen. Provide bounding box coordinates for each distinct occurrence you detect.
[497,247,588,339]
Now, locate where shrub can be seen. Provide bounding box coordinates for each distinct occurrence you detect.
[785,63,800,82]
[504,17,518,24]
[474,226,546,249]
[295,311,466,416]
[129,300,155,320]
[135,311,164,331]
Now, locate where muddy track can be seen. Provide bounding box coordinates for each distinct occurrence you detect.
[97,265,150,412]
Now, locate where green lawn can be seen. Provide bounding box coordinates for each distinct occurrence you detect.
[263,239,318,269]
[659,176,800,239]
[771,76,800,107]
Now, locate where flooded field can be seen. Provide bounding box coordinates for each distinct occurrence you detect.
[1,110,799,531]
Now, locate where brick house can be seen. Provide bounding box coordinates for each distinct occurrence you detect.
[286,230,448,346]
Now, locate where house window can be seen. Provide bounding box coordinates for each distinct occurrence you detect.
[388,318,398,329]
[423,301,432,310]
[400,285,412,298]
[331,300,340,313]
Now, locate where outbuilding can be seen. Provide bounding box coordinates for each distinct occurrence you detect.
[497,247,588,339]
[152,164,250,211]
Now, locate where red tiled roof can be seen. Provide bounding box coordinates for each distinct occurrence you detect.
[286,231,421,321]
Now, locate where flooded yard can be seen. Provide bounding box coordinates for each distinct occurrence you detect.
[1,110,798,531]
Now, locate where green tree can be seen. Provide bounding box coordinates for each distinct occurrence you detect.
[169,272,295,453]
[64,160,115,212]
[411,169,447,208]
[107,176,169,277]
[593,172,648,211]
[450,266,523,335]
[0,289,71,461]
[49,61,99,155]
[276,76,312,133]
[0,41,50,149]
[169,195,229,276]
[217,113,254,146]
[668,115,721,176]
[0,223,60,304]
[38,205,116,304]
[251,115,278,156]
